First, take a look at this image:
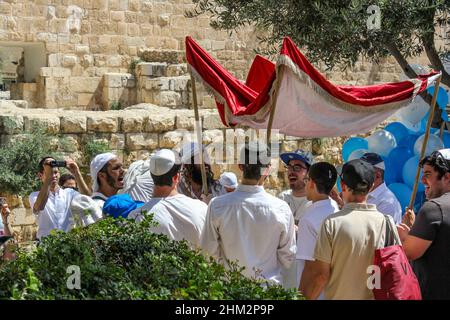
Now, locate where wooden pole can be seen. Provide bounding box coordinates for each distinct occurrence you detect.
[266,67,284,145]
[190,71,209,196]
[408,74,442,209]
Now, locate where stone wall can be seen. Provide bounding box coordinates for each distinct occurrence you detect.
[0,0,265,109]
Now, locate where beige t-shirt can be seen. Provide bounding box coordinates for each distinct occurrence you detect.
[314,203,398,300]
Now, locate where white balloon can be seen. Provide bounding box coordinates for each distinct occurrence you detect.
[367,130,397,157]
[413,133,444,156]
[395,95,429,125]
[348,149,369,161]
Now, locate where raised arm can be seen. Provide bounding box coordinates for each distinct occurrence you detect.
[66,159,92,195]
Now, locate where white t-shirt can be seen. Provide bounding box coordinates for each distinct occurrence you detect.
[128,193,207,249]
[367,182,402,224]
[278,190,311,224]
[296,197,339,298]
[29,187,79,239]
[201,185,296,285]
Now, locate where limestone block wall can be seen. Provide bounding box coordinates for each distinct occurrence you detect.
[0,0,263,110]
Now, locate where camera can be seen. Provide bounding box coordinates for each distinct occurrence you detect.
[49,160,67,168]
[0,197,6,206]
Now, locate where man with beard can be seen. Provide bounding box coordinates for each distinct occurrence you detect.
[29,156,91,240]
[397,149,450,299]
[278,149,314,226]
[278,149,314,289]
[178,142,224,203]
[90,153,125,209]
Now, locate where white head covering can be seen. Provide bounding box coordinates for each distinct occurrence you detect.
[219,172,238,189]
[150,149,180,176]
[90,152,117,192]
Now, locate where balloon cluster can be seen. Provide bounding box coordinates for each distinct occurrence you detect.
[340,84,449,211]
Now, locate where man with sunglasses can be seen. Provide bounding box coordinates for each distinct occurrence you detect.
[278,149,314,289]
[397,149,450,299]
[278,149,314,225]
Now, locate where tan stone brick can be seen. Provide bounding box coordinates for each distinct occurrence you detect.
[87,115,119,132]
[176,115,195,130]
[121,115,147,132]
[110,11,125,22]
[77,93,93,106]
[126,133,158,150]
[203,113,226,129]
[69,77,101,93]
[159,130,187,148]
[24,115,60,134]
[110,133,125,150]
[145,115,175,133]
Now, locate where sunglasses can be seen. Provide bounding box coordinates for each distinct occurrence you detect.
[285,164,307,172]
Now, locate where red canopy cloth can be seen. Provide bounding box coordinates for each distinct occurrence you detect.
[185,36,440,138]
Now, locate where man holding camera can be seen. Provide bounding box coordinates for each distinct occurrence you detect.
[29,156,90,240]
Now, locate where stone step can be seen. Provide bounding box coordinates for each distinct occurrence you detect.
[143,75,190,92]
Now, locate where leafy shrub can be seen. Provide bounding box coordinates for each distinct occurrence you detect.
[81,138,111,166]
[0,128,58,196]
[109,101,122,111]
[0,217,301,300]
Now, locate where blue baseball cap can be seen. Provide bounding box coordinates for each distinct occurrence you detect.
[103,194,144,219]
[280,149,314,167]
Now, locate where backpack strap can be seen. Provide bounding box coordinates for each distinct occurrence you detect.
[384,215,394,247]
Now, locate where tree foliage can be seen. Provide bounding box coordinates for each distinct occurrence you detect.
[0,128,58,196]
[0,217,301,300]
[187,0,450,87]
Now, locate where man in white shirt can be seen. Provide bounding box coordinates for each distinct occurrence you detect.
[278,149,314,289]
[278,149,314,225]
[128,149,207,249]
[90,152,125,209]
[360,152,402,224]
[201,141,296,285]
[297,162,339,298]
[29,156,90,240]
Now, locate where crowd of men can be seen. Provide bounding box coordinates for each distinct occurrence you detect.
[1,141,450,300]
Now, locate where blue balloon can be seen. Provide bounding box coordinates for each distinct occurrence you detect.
[388,183,413,211]
[388,146,414,183]
[382,156,397,186]
[398,133,421,154]
[442,130,450,148]
[385,122,409,144]
[336,176,342,193]
[402,155,425,192]
[427,86,449,109]
[342,137,368,162]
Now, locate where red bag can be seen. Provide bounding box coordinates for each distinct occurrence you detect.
[372,216,422,300]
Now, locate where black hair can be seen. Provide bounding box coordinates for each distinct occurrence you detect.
[152,164,182,187]
[59,173,76,186]
[309,162,337,195]
[420,152,450,179]
[183,156,221,193]
[97,162,110,188]
[241,142,271,181]
[38,156,54,173]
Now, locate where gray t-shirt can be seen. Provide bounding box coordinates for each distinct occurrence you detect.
[410,192,450,300]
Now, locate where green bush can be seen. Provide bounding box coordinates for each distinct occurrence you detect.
[81,138,111,166]
[0,217,301,300]
[0,128,57,196]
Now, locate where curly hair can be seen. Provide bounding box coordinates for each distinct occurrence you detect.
[420,151,450,179]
